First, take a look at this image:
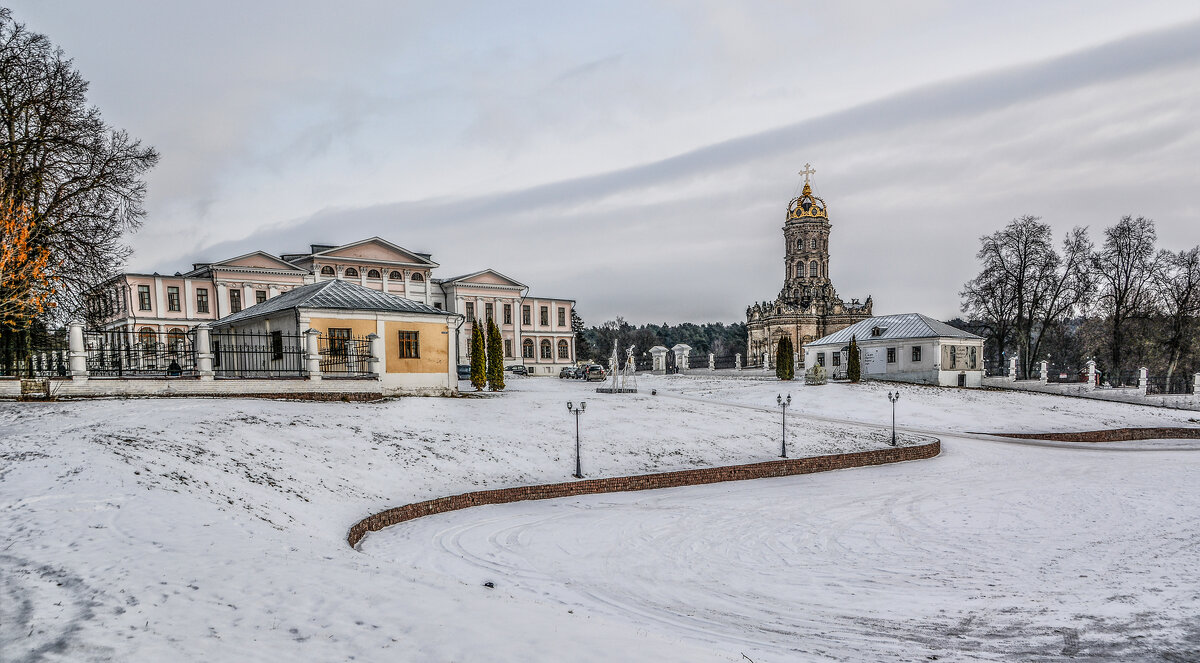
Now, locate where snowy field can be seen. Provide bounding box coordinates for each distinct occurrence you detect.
[2,375,1199,661]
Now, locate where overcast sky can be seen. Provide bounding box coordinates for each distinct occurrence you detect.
[8,1,1200,324]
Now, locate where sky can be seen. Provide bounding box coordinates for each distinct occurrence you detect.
[7,1,1200,324]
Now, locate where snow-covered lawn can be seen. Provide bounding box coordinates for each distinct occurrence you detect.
[1,375,1198,661]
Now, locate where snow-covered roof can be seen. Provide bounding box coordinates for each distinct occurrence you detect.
[805,313,983,347]
[214,279,450,326]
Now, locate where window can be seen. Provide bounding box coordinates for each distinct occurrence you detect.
[558,307,566,327]
[522,305,531,325]
[434,302,443,310]
[137,285,152,310]
[329,328,351,357]
[167,328,186,356]
[321,265,335,276]
[832,352,841,367]
[503,304,512,325]
[271,330,283,360]
[540,306,548,326]
[229,290,242,313]
[411,272,424,282]
[397,331,420,358]
[969,346,977,369]
[810,238,817,250]
[558,339,569,359]
[138,327,156,346]
[817,352,826,367]
[887,348,896,363]
[540,339,552,359]
[485,303,493,321]
[504,338,512,357]
[871,326,883,337]
[367,269,380,279]
[465,302,474,322]
[912,346,922,362]
[196,288,209,313]
[522,338,534,358]
[344,267,359,277]
[167,286,180,311]
[950,346,957,366]
[255,290,267,305]
[809,261,818,277]
[389,270,402,280]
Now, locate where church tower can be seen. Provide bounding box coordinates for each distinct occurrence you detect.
[744,164,872,367]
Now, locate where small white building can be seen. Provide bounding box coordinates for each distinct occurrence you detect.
[804,313,985,387]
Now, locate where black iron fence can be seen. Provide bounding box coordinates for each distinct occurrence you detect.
[714,354,738,369]
[0,345,69,378]
[1145,376,1194,395]
[319,334,373,377]
[1046,364,1088,384]
[84,329,196,377]
[212,330,306,378]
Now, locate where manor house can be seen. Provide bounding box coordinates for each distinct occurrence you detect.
[746,168,872,365]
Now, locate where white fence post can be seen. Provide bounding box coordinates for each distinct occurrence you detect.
[194,323,214,380]
[1039,360,1048,384]
[1193,373,1200,400]
[735,353,742,370]
[708,353,715,371]
[68,321,88,380]
[367,333,383,376]
[305,329,323,381]
[1085,359,1097,390]
[1008,355,1018,382]
[1138,367,1148,394]
[761,352,768,372]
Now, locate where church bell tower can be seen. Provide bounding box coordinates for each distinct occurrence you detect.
[781,164,832,303]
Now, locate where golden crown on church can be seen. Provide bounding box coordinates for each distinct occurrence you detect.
[787,182,827,220]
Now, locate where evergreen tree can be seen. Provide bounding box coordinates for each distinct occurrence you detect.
[486,317,505,391]
[775,336,794,380]
[847,335,861,383]
[469,324,486,391]
[571,309,592,361]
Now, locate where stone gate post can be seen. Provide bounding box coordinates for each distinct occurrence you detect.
[68,321,88,380]
[367,333,383,376]
[672,344,691,371]
[649,346,668,374]
[1193,373,1200,401]
[1039,360,1048,384]
[305,328,323,381]
[1138,367,1148,394]
[708,353,715,371]
[1085,359,1097,390]
[735,353,742,370]
[761,352,768,372]
[194,323,214,380]
[1008,355,1018,382]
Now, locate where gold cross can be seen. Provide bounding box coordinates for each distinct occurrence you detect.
[799,163,816,184]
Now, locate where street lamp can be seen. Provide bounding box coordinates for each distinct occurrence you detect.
[776,393,792,458]
[887,391,900,446]
[566,401,586,478]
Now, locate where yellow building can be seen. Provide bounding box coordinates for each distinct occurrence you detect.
[211,279,458,394]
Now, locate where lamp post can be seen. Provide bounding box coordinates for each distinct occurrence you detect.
[566,401,586,478]
[887,391,900,446]
[776,393,792,458]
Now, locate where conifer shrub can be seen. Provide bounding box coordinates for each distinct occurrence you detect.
[486,317,505,391]
[470,324,487,391]
[775,336,795,380]
[847,335,861,383]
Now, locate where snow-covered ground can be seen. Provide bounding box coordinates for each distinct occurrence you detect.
[2,375,1198,661]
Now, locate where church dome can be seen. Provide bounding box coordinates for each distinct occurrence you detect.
[787,182,827,221]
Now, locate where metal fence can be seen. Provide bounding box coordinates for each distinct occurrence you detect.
[714,354,738,369]
[84,329,196,377]
[318,334,373,377]
[0,345,69,378]
[1046,364,1088,384]
[1145,376,1194,395]
[212,330,306,378]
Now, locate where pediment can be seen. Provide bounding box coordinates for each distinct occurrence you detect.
[447,269,526,289]
[215,251,306,271]
[315,238,436,266]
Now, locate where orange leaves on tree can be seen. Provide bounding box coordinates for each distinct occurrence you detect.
[0,199,57,329]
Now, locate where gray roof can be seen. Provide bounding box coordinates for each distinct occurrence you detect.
[214,279,450,326]
[806,313,983,347]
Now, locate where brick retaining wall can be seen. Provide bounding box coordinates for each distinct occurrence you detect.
[348,439,941,548]
[983,427,1200,443]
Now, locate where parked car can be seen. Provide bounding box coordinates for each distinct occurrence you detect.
[585,365,607,381]
[572,366,588,379]
[456,364,471,380]
[507,365,528,376]
[559,366,575,379]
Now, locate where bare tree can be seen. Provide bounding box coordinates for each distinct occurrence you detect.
[1091,216,1157,376]
[960,216,1092,376]
[0,9,158,324]
[1153,246,1200,382]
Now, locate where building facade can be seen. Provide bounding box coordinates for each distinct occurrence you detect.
[804,313,986,387]
[85,237,575,375]
[746,177,872,365]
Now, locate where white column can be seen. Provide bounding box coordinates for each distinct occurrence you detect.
[709,353,715,371]
[68,321,88,380]
[1008,355,1018,382]
[305,328,322,381]
[1193,373,1200,400]
[367,333,383,376]
[184,279,195,317]
[1138,367,1148,393]
[1085,359,1097,390]
[216,283,230,317]
[735,353,742,370]
[195,323,214,380]
[1039,360,1048,384]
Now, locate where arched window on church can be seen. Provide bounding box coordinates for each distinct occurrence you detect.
[320,265,334,276]
[810,238,817,250]
[809,260,819,277]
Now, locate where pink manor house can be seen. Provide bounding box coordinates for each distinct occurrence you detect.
[85,237,577,375]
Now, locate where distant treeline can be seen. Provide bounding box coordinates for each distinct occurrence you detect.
[579,317,748,362]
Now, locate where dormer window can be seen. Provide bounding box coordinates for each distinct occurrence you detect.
[871,326,884,337]
[344,267,359,277]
